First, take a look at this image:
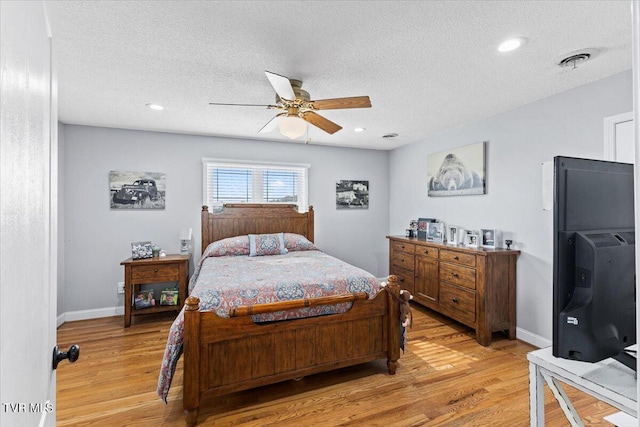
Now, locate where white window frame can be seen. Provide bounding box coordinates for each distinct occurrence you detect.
[202,158,310,212]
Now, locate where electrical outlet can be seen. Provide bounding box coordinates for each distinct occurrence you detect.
[117,282,125,294]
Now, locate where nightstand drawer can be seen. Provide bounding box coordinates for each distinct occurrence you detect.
[131,264,180,282]
[439,249,476,267]
[439,283,475,324]
[439,262,476,290]
[392,252,414,270]
[392,241,415,255]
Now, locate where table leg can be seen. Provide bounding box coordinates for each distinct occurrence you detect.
[529,360,545,426]
[541,371,585,427]
[124,267,131,327]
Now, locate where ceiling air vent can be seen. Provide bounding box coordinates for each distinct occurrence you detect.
[554,48,600,69]
[382,133,398,139]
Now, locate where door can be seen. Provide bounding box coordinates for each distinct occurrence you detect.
[1,2,58,426]
[604,111,634,163]
[415,255,439,306]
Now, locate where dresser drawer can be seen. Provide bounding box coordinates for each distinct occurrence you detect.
[439,283,476,324]
[390,268,415,294]
[415,245,438,259]
[392,240,415,255]
[439,249,476,268]
[439,262,476,290]
[392,252,414,270]
[131,264,180,282]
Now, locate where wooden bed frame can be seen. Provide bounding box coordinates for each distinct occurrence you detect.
[182,204,402,426]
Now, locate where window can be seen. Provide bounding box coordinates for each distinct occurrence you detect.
[203,159,309,212]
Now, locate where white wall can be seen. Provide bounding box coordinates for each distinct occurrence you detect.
[389,70,633,346]
[61,126,389,314]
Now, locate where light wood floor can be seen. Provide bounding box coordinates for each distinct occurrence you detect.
[56,303,619,426]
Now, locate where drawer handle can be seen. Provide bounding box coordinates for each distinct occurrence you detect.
[452,273,459,278]
[154,268,158,273]
[399,277,405,282]
[452,297,459,303]
[400,259,404,262]
[401,245,405,249]
[424,250,429,254]
[453,256,459,260]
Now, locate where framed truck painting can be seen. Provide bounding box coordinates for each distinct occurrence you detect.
[110,171,166,209]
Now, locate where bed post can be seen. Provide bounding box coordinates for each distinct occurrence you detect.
[307,205,314,243]
[183,296,201,427]
[385,275,401,375]
[201,206,209,256]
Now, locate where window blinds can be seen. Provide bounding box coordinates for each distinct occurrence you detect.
[202,159,309,212]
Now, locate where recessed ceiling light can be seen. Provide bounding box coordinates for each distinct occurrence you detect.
[498,37,528,53]
[354,127,366,132]
[146,103,164,111]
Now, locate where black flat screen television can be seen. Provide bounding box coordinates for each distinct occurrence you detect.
[553,156,636,371]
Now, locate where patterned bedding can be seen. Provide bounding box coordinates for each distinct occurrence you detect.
[157,233,381,402]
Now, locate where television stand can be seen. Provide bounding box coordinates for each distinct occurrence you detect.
[528,347,637,426]
[613,350,637,374]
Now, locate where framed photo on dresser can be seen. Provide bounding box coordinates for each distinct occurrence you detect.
[446,225,459,245]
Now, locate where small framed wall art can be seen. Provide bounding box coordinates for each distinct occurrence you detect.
[336,180,369,209]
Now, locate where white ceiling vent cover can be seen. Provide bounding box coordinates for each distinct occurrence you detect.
[554,48,601,69]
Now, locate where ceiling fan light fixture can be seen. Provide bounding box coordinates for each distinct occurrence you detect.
[278,116,307,139]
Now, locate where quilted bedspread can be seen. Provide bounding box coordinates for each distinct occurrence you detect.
[157,248,381,402]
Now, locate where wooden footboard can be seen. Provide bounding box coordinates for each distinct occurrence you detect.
[183,275,402,426]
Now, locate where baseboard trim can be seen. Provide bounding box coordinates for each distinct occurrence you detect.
[516,327,551,349]
[57,306,124,327]
[55,307,553,350]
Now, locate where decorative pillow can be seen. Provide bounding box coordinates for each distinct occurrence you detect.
[203,236,250,257]
[249,233,288,257]
[283,233,318,252]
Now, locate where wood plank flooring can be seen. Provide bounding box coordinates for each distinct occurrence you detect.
[56,303,620,426]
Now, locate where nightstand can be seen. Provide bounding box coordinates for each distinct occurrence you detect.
[120,254,190,327]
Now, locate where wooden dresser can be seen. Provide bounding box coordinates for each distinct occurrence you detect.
[387,235,520,346]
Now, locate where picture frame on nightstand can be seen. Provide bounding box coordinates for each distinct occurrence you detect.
[131,241,153,259]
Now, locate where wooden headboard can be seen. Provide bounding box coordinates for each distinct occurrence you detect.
[201,204,315,254]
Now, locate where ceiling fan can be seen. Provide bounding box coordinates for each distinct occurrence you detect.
[209,71,371,140]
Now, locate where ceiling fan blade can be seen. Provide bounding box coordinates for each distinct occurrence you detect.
[209,102,276,108]
[265,71,295,101]
[258,114,284,134]
[301,111,342,135]
[308,96,371,110]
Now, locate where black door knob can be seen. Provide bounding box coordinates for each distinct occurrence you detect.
[53,344,80,369]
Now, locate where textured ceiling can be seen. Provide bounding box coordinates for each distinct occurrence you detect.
[45,1,632,150]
